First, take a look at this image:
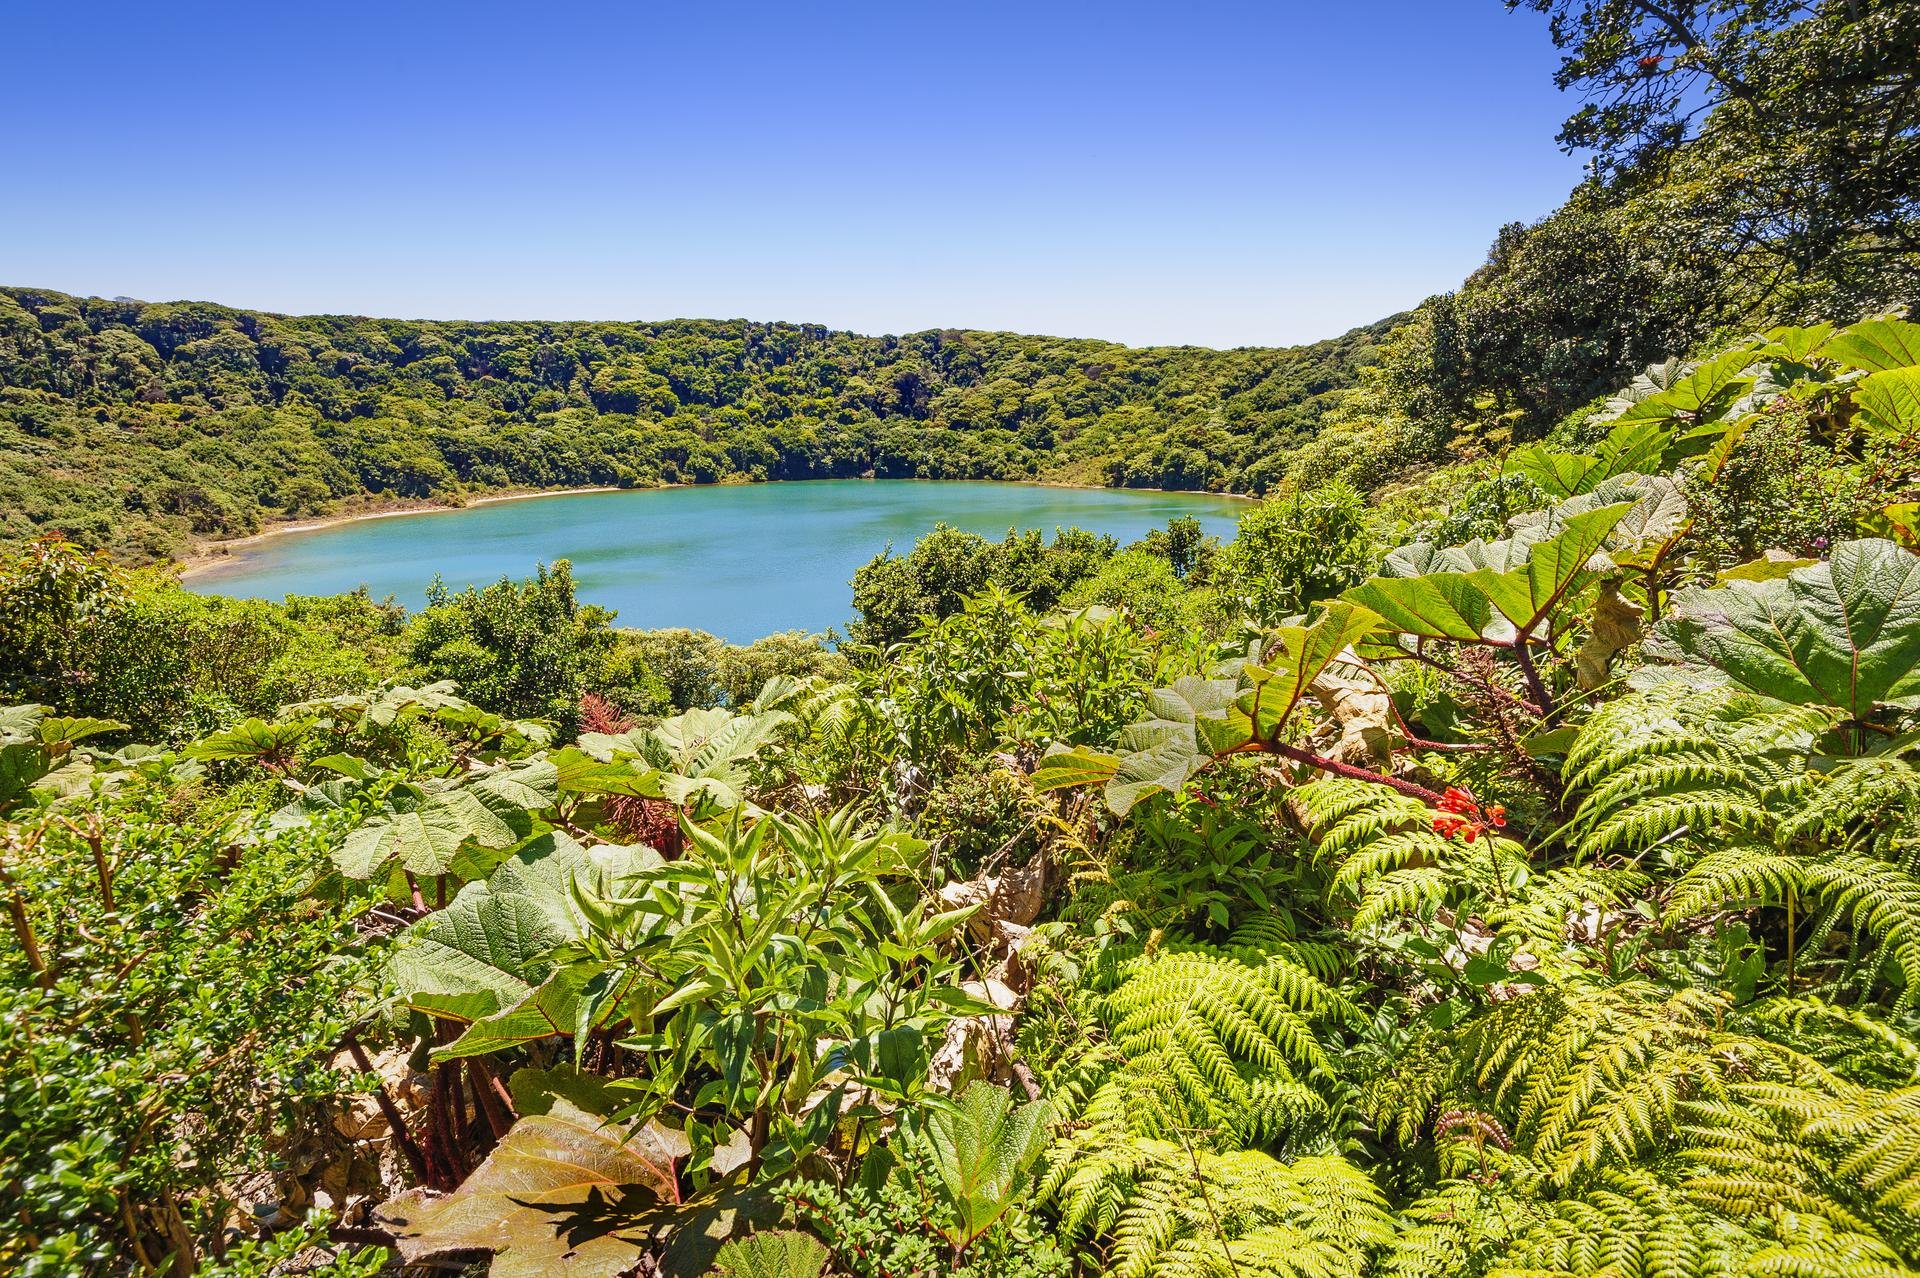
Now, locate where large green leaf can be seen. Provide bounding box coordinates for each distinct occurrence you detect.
[1345,570,1500,643]
[1104,676,1243,814]
[1594,475,1689,565]
[1854,366,1920,439]
[31,715,124,748]
[377,1098,688,1278]
[1093,606,1390,814]
[0,705,45,740]
[1349,503,1632,647]
[1029,743,1122,792]
[333,756,561,879]
[1508,474,1690,569]
[335,786,519,878]
[470,757,561,813]
[1242,601,1382,740]
[430,964,639,1062]
[0,705,64,808]
[649,706,791,778]
[185,716,314,764]
[1825,317,1920,372]
[1504,421,1666,497]
[1656,539,1920,718]
[1757,322,1835,364]
[574,705,788,811]
[1505,444,1609,498]
[921,1082,1051,1250]
[0,742,51,810]
[1614,346,1759,427]
[710,1232,829,1278]
[1467,502,1634,638]
[389,833,655,1022]
[551,747,666,798]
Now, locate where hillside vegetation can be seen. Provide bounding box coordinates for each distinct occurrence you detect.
[5,3,1920,1277]
[7,312,1920,1278]
[0,285,1387,562]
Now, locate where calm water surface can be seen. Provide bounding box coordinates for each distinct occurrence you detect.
[187,481,1249,640]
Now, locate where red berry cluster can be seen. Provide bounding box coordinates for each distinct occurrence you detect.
[1431,787,1505,843]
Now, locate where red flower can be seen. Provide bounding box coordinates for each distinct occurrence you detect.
[1432,788,1505,842]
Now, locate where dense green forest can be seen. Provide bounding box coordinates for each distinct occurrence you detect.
[7,2,1920,1278]
[0,285,1388,562]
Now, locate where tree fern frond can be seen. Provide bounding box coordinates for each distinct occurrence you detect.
[1484,864,1651,951]
[1384,1180,1547,1278]
[1671,852,1920,1003]
[1059,926,1354,1146]
[1574,785,1772,860]
[1050,1138,1392,1278]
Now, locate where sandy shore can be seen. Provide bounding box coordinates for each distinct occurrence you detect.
[176,486,627,578]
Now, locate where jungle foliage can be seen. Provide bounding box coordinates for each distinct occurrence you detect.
[1370,0,1920,447]
[7,3,1920,1274]
[6,310,1920,1278]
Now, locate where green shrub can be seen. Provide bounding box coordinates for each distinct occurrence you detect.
[0,782,372,1274]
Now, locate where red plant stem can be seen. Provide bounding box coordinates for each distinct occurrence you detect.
[1510,640,1556,724]
[1407,647,1544,716]
[468,1059,513,1140]
[1401,735,1493,754]
[1242,739,1447,804]
[345,1036,430,1183]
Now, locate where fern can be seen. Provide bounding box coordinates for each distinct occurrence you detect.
[1048,1140,1392,1278]
[1567,679,1920,1002]
[1058,922,1357,1147]
[1362,976,1920,1273]
[1668,849,1920,1005]
[1562,681,1820,862]
[1295,779,1527,930]
[1483,863,1651,953]
[1740,996,1920,1084]
[1796,1085,1920,1217]
[1487,1167,1758,1278]
[1778,753,1920,862]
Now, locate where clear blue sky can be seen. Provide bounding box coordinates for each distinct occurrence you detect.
[3,1,1584,348]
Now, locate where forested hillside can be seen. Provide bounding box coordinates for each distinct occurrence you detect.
[0,286,1387,561]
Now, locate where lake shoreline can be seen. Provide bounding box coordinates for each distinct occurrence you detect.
[177,477,1256,579]
[177,486,631,578]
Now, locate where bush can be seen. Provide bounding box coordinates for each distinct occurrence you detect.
[1685,399,1889,567]
[0,783,371,1274]
[848,524,1117,648]
[407,560,613,729]
[0,539,404,740]
[1217,480,1377,625]
[1060,548,1190,633]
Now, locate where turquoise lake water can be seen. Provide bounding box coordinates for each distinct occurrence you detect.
[185,481,1250,640]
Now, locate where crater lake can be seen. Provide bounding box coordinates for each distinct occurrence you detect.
[184,480,1251,639]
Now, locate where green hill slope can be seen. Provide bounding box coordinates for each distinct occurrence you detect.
[0,285,1390,562]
